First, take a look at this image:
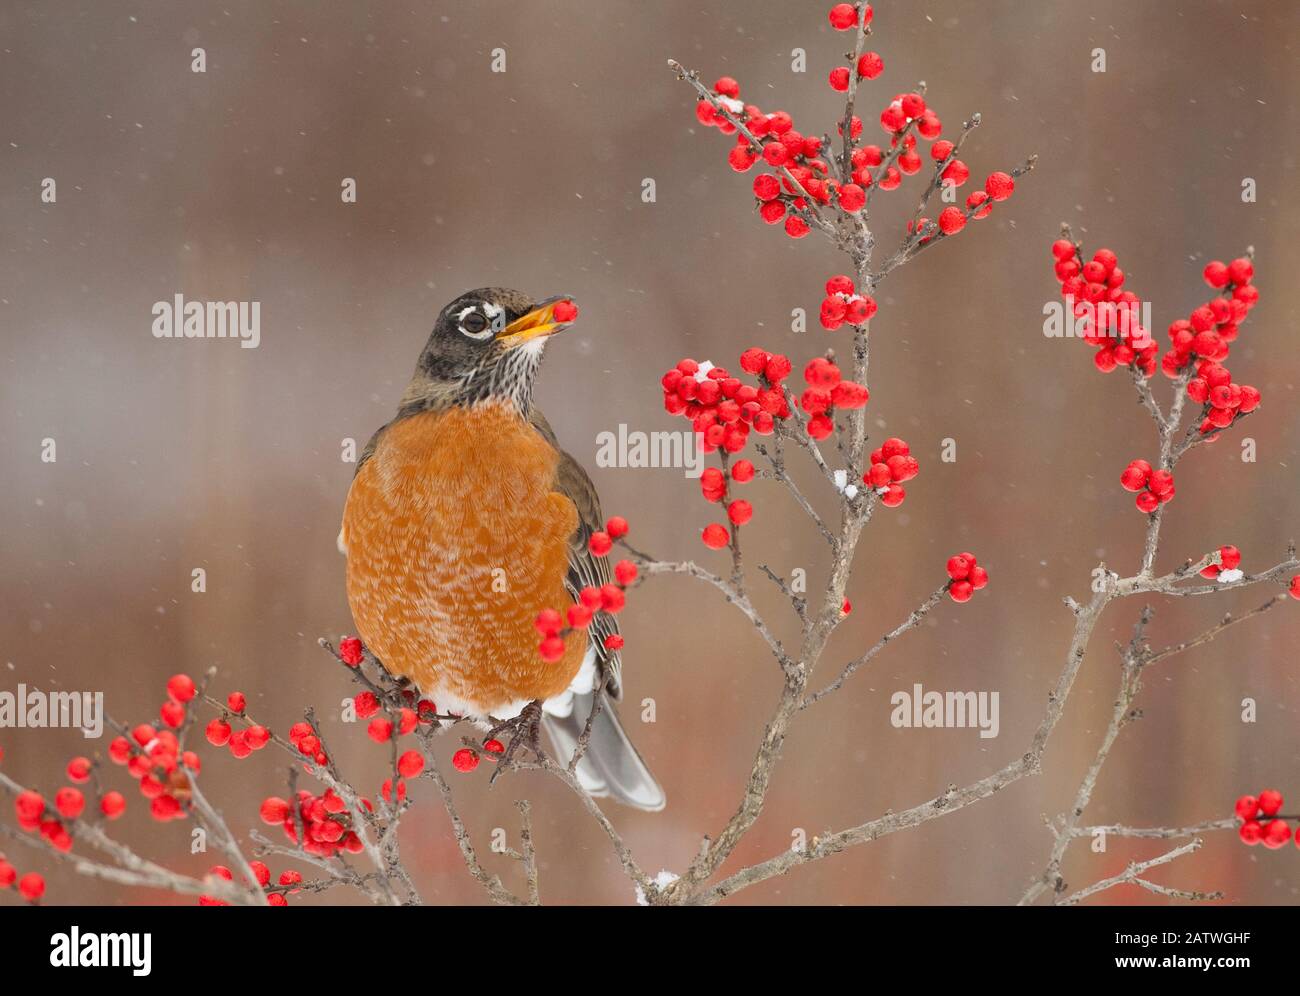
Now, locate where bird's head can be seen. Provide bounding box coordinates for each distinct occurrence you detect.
[402,287,577,415]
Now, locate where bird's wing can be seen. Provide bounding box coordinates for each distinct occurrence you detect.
[530,407,623,700]
[338,422,392,556]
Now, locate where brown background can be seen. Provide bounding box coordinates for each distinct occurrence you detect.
[1,0,1298,905]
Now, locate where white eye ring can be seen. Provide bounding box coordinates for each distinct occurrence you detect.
[455,305,494,340]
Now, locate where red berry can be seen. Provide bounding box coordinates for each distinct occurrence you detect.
[946,554,974,581]
[984,171,1015,201]
[599,584,626,613]
[784,215,810,239]
[1289,576,1300,600]
[567,604,592,629]
[226,691,246,713]
[838,183,866,213]
[452,749,480,773]
[166,673,196,704]
[752,173,780,202]
[18,872,45,901]
[828,66,850,92]
[938,207,966,235]
[1218,545,1242,571]
[941,159,969,186]
[1259,789,1284,816]
[397,750,424,778]
[727,145,757,173]
[857,52,884,80]
[159,700,186,729]
[260,796,291,825]
[828,3,858,29]
[1263,818,1292,849]
[713,76,740,98]
[538,636,566,662]
[66,757,92,783]
[764,354,793,382]
[588,531,613,557]
[534,608,563,636]
[339,637,364,666]
[702,523,730,549]
[1203,260,1229,288]
[949,581,974,603]
[1239,820,1263,845]
[917,111,942,139]
[1227,257,1254,285]
[108,736,131,764]
[367,718,393,743]
[727,499,753,526]
[1119,464,1149,492]
[605,516,629,539]
[604,634,625,651]
[100,791,126,819]
[1234,794,1259,820]
[1135,491,1160,514]
[614,560,638,586]
[55,787,84,819]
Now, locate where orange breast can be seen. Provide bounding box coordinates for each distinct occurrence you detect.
[341,404,586,713]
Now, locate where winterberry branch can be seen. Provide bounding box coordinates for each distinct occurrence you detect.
[1055,839,1221,906]
[801,581,950,707]
[835,5,873,184]
[667,59,837,239]
[1065,819,1236,841]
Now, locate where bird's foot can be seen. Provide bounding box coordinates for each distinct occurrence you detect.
[484,700,546,781]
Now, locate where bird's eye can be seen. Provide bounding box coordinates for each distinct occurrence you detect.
[457,309,493,339]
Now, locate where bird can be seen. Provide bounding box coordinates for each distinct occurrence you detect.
[339,287,665,811]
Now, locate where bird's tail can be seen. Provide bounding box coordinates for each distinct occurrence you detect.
[542,690,665,812]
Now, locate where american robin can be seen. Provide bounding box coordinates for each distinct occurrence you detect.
[339,288,665,811]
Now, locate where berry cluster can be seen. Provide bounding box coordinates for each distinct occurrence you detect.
[697,74,835,239]
[865,437,919,506]
[105,726,198,824]
[1165,258,1258,373]
[1049,242,1156,375]
[1049,242,1263,437]
[799,356,870,440]
[1119,459,1175,514]
[204,691,276,764]
[534,515,636,661]
[260,788,364,860]
[819,273,878,331]
[1199,544,1242,581]
[450,743,502,774]
[1235,790,1298,849]
[691,4,1016,245]
[662,355,792,453]
[0,857,45,903]
[945,552,989,603]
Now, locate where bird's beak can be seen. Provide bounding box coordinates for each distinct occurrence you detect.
[496,296,577,349]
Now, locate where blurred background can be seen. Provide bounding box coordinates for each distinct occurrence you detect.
[2,0,1298,905]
